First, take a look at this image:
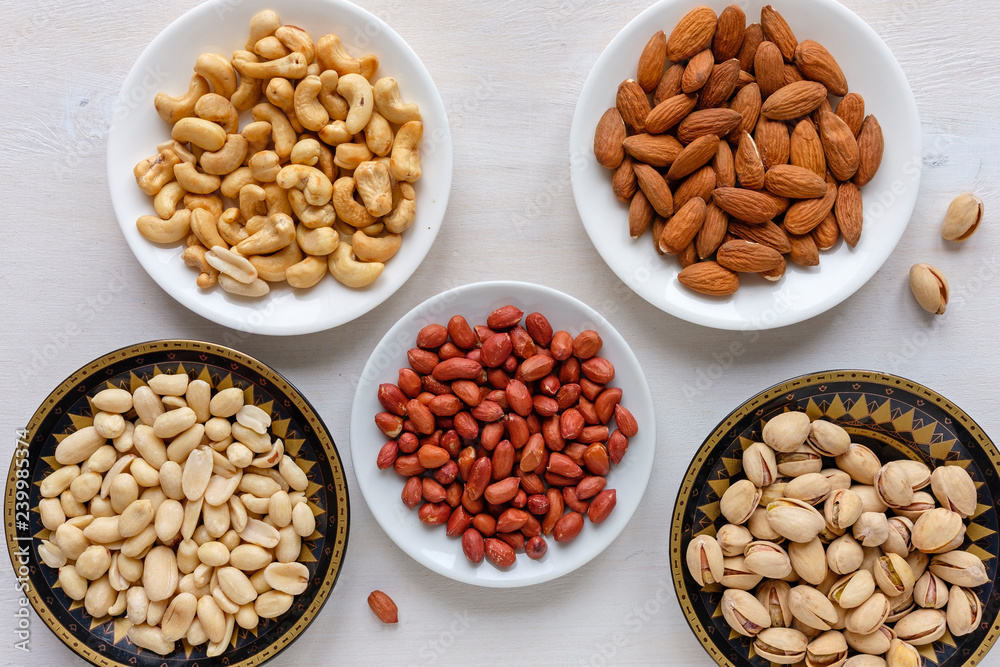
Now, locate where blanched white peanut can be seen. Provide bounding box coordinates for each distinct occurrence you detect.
[211,387,245,418]
[153,407,197,439]
[40,498,66,531]
[161,592,198,642]
[59,565,89,600]
[236,603,258,630]
[155,499,184,543]
[236,404,271,434]
[198,541,231,567]
[133,426,167,470]
[126,586,150,625]
[264,561,309,595]
[41,465,80,498]
[128,623,175,655]
[143,546,179,602]
[38,540,67,568]
[166,423,204,463]
[56,427,106,466]
[76,545,112,580]
[218,566,258,605]
[255,590,294,619]
[205,246,258,284]
[232,423,272,453]
[276,525,301,563]
[119,499,154,538]
[93,388,133,413]
[205,417,232,442]
[203,501,231,538]
[177,538,199,574]
[133,386,165,426]
[112,422,135,453]
[238,518,280,548]
[70,471,102,503]
[85,445,118,474]
[92,412,125,440]
[291,501,316,537]
[205,470,243,507]
[229,495,249,533]
[148,373,190,396]
[147,598,168,626]
[121,525,157,559]
[182,497,204,541]
[109,473,139,513]
[250,439,284,469]
[269,491,292,528]
[130,458,160,488]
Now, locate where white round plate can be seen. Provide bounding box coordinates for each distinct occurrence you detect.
[108,0,452,335]
[570,0,921,330]
[350,281,656,587]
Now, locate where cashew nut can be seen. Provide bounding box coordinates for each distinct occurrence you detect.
[354,161,393,217]
[229,52,262,111]
[373,78,421,125]
[221,167,254,199]
[205,246,257,284]
[249,150,281,183]
[246,215,268,235]
[318,120,352,146]
[233,52,308,80]
[134,149,180,196]
[292,76,329,132]
[364,111,393,157]
[182,244,220,289]
[219,274,269,297]
[334,142,374,171]
[184,193,223,219]
[288,190,335,229]
[154,75,210,124]
[239,184,268,221]
[275,25,315,64]
[318,71,348,121]
[276,165,333,206]
[248,241,303,282]
[290,138,321,166]
[218,208,249,246]
[390,121,422,182]
[333,219,359,237]
[296,223,339,256]
[327,243,383,288]
[156,139,197,165]
[194,53,238,99]
[315,34,378,79]
[190,208,229,250]
[384,182,416,234]
[315,141,337,182]
[154,181,187,219]
[263,183,292,217]
[359,221,384,237]
[174,162,222,195]
[241,121,271,160]
[352,230,401,263]
[254,36,290,60]
[251,103,296,158]
[236,213,296,256]
[194,94,239,134]
[245,10,281,51]
[337,73,374,135]
[137,210,191,244]
[172,118,227,152]
[286,256,328,289]
[200,134,249,175]
[332,177,376,228]
[265,78,297,119]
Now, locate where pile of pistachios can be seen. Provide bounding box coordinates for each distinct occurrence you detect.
[686,410,987,666]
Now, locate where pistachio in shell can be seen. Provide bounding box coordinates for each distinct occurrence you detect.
[807,420,851,457]
[716,523,753,557]
[895,459,931,491]
[844,625,894,656]
[843,656,887,667]
[720,555,764,590]
[745,541,794,579]
[885,638,921,667]
[946,585,983,637]
[909,263,949,315]
[892,608,947,645]
[753,627,809,665]
[777,444,824,477]
[785,472,833,506]
[852,511,889,548]
[886,591,915,624]
[767,498,827,543]
[941,191,983,242]
[910,507,965,554]
[823,488,863,531]
[820,468,853,492]
[893,491,937,522]
[789,537,828,587]
[721,588,772,636]
[929,550,988,588]
[788,584,839,631]
[805,629,848,667]
[906,550,931,582]
[749,506,783,541]
[743,442,778,487]
[851,484,888,514]
[873,461,914,509]
[930,465,978,518]
[828,570,876,609]
[883,516,913,557]
[760,478,791,506]
[763,411,812,453]
[835,444,882,485]
[873,552,915,598]
[826,533,864,576]
[913,571,949,610]
[720,479,762,525]
[686,534,725,586]
[844,592,890,635]
[757,580,793,628]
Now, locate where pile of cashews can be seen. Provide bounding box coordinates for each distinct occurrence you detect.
[133,9,423,295]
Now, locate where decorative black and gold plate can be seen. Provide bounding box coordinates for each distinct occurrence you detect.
[670,370,1000,667]
[4,340,350,667]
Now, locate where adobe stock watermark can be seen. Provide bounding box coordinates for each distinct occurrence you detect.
[12,430,33,653]
[406,610,475,665]
[578,573,673,666]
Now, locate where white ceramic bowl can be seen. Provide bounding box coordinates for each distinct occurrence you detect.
[108,0,452,335]
[569,0,921,330]
[350,281,656,587]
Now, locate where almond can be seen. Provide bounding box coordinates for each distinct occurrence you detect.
[672,164,716,209]
[628,189,655,239]
[818,110,860,181]
[651,217,667,255]
[789,118,826,178]
[713,139,736,187]
[367,590,398,624]
[623,134,682,167]
[679,243,698,268]
[760,5,798,61]
[761,255,786,281]
[637,30,667,92]
[713,5,746,62]
[712,187,779,224]
[646,93,698,134]
[794,40,848,97]
[658,196,707,254]
[728,220,792,253]
[812,212,841,250]
[735,131,765,190]
[754,41,785,99]
[612,156,637,202]
[836,92,866,137]
[633,163,674,217]
[763,164,827,199]
[653,64,685,106]
[676,108,743,144]
[782,63,805,86]
[835,181,863,247]
[717,239,784,273]
[784,182,837,235]
[761,80,829,120]
[854,115,884,187]
[738,23,765,73]
[727,82,761,140]
[593,108,626,169]
[735,70,757,90]
[681,49,715,93]
[666,6,718,62]
[667,134,720,181]
[697,59,741,109]
[787,231,820,267]
[677,261,739,296]
[616,79,650,132]
[755,116,790,168]
[697,202,729,259]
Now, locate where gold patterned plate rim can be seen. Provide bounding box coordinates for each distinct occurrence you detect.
[669,369,1000,667]
[4,340,350,667]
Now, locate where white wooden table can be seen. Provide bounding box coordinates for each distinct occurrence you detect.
[2,0,997,664]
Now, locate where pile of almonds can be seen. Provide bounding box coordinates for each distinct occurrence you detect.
[686,410,987,666]
[593,5,884,296]
[35,373,315,656]
[374,305,638,568]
